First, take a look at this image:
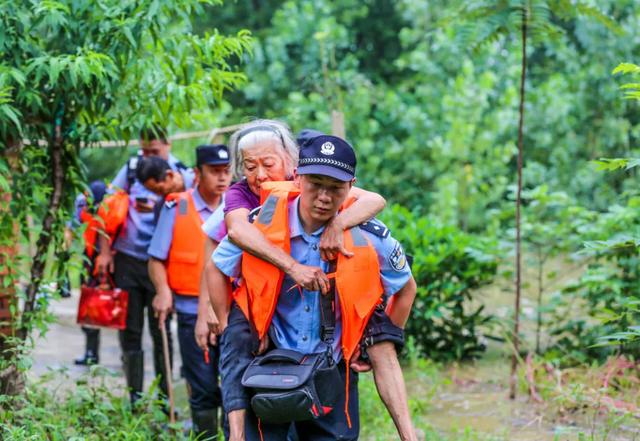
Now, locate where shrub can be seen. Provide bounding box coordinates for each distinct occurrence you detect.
[0,367,191,440]
[548,237,640,363]
[380,205,498,361]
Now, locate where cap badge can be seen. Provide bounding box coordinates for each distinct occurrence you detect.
[219,149,229,159]
[320,142,335,156]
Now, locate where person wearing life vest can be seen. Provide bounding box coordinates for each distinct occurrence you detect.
[148,144,231,438]
[135,155,187,223]
[95,125,195,405]
[212,135,417,441]
[73,180,108,366]
[201,121,388,441]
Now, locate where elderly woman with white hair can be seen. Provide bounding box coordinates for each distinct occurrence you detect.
[199,120,415,441]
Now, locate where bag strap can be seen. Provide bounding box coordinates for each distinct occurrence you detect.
[99,272,116,289]
[320,261,337,350]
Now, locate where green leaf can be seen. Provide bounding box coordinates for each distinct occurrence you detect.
[612,63,640,75]
[122,27,137,49]
[49,57,65,85]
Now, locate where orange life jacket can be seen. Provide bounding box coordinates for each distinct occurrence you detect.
[234,180,384,364]
[165,189,206,296]
[78,207,104,259]
[97,190,130,237]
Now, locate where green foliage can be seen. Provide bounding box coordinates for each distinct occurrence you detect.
[195,0,638,233]
[614,62,640,101]
[0,0,251,143]
[381,205,498,361]
[0,0,251,388]
[546,196,640,363]
[0,368,194,440]
[552,61,640,359]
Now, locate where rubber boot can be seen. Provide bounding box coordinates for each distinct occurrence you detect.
[192,408,218,440]
[76,328,100,365]
[122,350,144,405]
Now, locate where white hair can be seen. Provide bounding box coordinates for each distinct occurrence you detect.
[228,119,298,181]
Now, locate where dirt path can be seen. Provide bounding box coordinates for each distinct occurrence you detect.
[31,289,184,392]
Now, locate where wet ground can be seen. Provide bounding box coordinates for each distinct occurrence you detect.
[32,289,186,394]
[33,292,639,441]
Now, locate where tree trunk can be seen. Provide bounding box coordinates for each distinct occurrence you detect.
[331,110,346,139]
[0,141,23,395]
[18,128,65,342]
[510,5,528,400]
[535,248,544,355]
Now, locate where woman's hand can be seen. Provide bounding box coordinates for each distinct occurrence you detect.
[319,216,353,261]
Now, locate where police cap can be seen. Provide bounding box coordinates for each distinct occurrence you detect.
[297,135,356,182]
[196,144,230,167]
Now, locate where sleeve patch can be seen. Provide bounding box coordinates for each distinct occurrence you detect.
[388,242,407,271]
[164,199,177,209]
[359,219,390,238]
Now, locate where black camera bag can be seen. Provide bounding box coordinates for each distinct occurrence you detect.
[241,263,341,423]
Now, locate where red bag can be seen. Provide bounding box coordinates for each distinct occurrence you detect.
[77,276,129,330]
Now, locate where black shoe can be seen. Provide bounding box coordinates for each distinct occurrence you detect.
[75,351,99,366]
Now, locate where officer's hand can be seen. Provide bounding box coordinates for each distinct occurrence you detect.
[287,263,331,294]
[319,217,354,261]
[153,288,173,328]
[349,346,372,373]
[95,251,114,275]
[195,313,213,351]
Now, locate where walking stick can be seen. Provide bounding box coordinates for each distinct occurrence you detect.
[160,323,176,424]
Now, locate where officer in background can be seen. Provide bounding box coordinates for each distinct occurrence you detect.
[148,145,231,437]
[95,125,195,405]
[135,155,187,222]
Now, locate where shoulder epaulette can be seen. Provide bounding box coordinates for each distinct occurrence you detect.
[359,219,390,238]
[248,206,261,224]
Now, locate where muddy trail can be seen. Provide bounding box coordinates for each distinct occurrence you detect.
[32,293,639,441]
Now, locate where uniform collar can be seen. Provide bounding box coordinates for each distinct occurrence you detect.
[290,197,325,239]
[193,186,224,213]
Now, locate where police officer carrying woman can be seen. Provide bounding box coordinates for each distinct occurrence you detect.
[203,120,417,440]
[210,133,418,440]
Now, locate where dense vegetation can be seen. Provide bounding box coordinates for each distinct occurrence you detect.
[1,0,640,438]
[81,1,640,365]
[192,0,640,364]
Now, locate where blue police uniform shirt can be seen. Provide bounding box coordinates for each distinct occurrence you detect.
[111,153,195,261]
[212,197,412,361]
[148,187,224,314]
